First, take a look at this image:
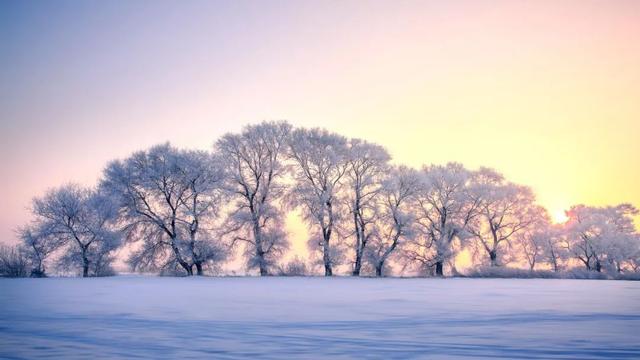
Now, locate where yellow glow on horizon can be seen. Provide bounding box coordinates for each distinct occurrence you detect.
[552,210,569,225]
[1,0,639,258]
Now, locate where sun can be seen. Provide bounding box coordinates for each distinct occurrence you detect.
[552,209,569,224]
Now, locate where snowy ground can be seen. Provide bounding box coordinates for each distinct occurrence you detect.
[1,277,639,359]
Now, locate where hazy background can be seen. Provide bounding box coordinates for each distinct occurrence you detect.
[1,0,639,258]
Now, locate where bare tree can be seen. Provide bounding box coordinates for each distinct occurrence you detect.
[27,184,121,277]
[345,139,390,276]
[216,121,291,276]
[467,168,540,267]
[101,144,227,276]
[287,128,349,276]
[367,166,421,276]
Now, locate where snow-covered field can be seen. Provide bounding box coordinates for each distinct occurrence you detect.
[1,277,639,359]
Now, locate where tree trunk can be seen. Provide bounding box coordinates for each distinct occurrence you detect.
[252,216,269,276]
[180,262,193,276]
[489,250,498,267]
[82,262,89,277]
[352,210,362,276]
[375,261,384,277]
[325,263,333,276]
[82,251,90,277]
[259,263,268,276]
[435,261,444,276]
[324,238,333,276]
[595,259,602,273]
[195,262,204,276]
[353,254,362,276]
[323,232,333,276]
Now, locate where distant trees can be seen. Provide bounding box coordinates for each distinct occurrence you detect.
[216,122,291,276]
[101,144,227,276]
[564,204,638,273]
[13,121,640,277]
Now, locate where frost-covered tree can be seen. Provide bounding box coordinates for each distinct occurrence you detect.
[287,128,349,276]
[564,204,639,273]
[411,163,480,276]
[539,224,568,272]
[604,233,640,273]
[0,245,30,278]
[101,144,227,276]
[345,139,390,276]
[367,166,421,276]
[216,121,291,276]
[512,211,555,271]
[628,239,640,273]
[467,168,541,267]
[18,224,62,277]
[27,184,121,277]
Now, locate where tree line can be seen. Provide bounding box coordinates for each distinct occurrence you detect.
[2,121,639,278]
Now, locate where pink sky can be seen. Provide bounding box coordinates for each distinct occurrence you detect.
[1,0,639,252]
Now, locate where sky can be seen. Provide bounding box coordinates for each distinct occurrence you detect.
[1,0,639,258]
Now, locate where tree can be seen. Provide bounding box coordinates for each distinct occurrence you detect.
[412,163,479,276]
[540,224,568,272]
[564,204,639,273]
[18,224,62,277]
[467,168,540,267]
[604,232,640,273]
[628,238,640,272]
[287,128,349,276]
[513,210,553,271]
[344,139,390,276]
[0,245,30,278]
[216,121,291,276]
[27,184,121,277]
[367,166,421,276]
[101,144,227,276]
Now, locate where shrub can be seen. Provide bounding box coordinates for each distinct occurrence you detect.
[0,245,30,278]
[278,257,309,276]
[462,266,560,279]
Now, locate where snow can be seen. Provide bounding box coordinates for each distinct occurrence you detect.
[1,277,639,359]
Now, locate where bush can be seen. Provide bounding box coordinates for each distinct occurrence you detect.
[460,266,634,280]
[278,257,309,276]
[462,266,560,279]
[0,245,30,278]
[563,268,609,280]
[613,272,640,281]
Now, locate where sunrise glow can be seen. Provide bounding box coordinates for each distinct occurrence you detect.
[2,2,640,358]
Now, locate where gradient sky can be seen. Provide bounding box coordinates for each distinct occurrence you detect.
[1,0,639,255]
